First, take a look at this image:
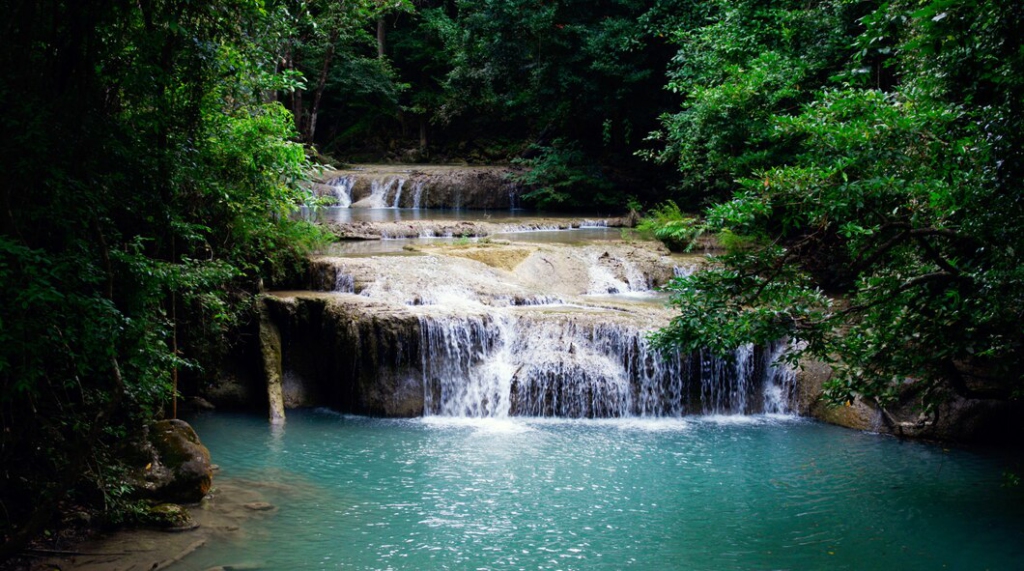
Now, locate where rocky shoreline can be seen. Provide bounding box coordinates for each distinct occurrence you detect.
[15,476,279,571]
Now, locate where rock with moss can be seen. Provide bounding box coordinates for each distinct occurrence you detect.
[133,419,214,504]
[796,356,1024,444]
[147,502,198,531]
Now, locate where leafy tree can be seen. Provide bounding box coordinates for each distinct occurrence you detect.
[272,0,411,145]
[378,0,689,206]
[0,0,323,557]
[646,0,865,203]
[509,139,617,209]
[655,0,1024,409]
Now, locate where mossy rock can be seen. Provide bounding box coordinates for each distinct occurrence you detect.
[148,502,198,530]
[143,419,214,503]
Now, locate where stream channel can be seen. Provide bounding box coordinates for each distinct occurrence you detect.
[180,181,1024,569]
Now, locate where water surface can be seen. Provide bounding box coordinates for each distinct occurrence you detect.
[181,411,1024,570]
[319,228,626,257]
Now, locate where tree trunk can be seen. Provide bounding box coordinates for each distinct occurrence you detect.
[284,46,305,136]
[307,32,338,143]
[377,17,386,58]
[419,116,428,151]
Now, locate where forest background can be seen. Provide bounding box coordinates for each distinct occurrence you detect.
[1,0,1021,559]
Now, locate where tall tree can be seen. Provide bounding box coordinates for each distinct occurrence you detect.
[0,0,321,558]
[654,0,1024,409]
[273,0,411,144]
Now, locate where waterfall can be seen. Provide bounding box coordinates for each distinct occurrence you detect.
[587,252,650,294]
[762,339,797,414]
[673,265,697,278]
[366,177,401,208]
[297,238,796,421]
[329,176,354,208]
[417,310,796,418]
[698,344,753,415]
[507,183,521,210]
[335,272,355,293]
[411,181,426,209]
[391,179,405,208]
[420,314,506,417]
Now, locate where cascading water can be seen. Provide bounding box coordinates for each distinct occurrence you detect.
[366,177,400,208]
[391,179,405,208]
[416,308,796,418]
[673,264,697,278]
[329,175,354,208]
[335,272,355,293]
[587,251,650,294]
[411,181,426,209]
[507,182,521,210]
[762,339,798,413]
[699,344,752,415]
[300,239,797,421]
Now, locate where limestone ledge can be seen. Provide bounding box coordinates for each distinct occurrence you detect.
[312,164,518,209]
[796,356,1024,444]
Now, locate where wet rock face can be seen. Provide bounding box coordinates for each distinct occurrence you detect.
[796,357,1024,443]
[263,295,426,417]
[316,165,519,210]
[259,302,286,425]
[135,419,214,504]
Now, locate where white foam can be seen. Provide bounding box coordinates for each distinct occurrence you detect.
[419,416,535,434]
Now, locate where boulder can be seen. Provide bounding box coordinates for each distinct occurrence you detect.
[135,419,214,504]
[796,356,1024,443]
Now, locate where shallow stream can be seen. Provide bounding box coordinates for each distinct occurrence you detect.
[178,411,1024,570]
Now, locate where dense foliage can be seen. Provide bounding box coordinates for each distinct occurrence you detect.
[654,0,1024,409]
[0,0,323,558]
[317,0,693,207]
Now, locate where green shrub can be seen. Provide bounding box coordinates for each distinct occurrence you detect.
[634,201,702,252]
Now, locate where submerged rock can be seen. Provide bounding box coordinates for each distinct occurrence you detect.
[242,502,275,511]
[149,502,199,531]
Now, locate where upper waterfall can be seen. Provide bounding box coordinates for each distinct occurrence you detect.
[310,165,521,210]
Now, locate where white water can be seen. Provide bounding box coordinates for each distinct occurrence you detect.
[335,272,355,293]
[307,226,796,420]
[411,181,426,209]
[417,308,796,419]
[586,250,651,294]
[673,264,697,278]
[365,177,401,208]
[391,179,405,208]
[327,175,354,208]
